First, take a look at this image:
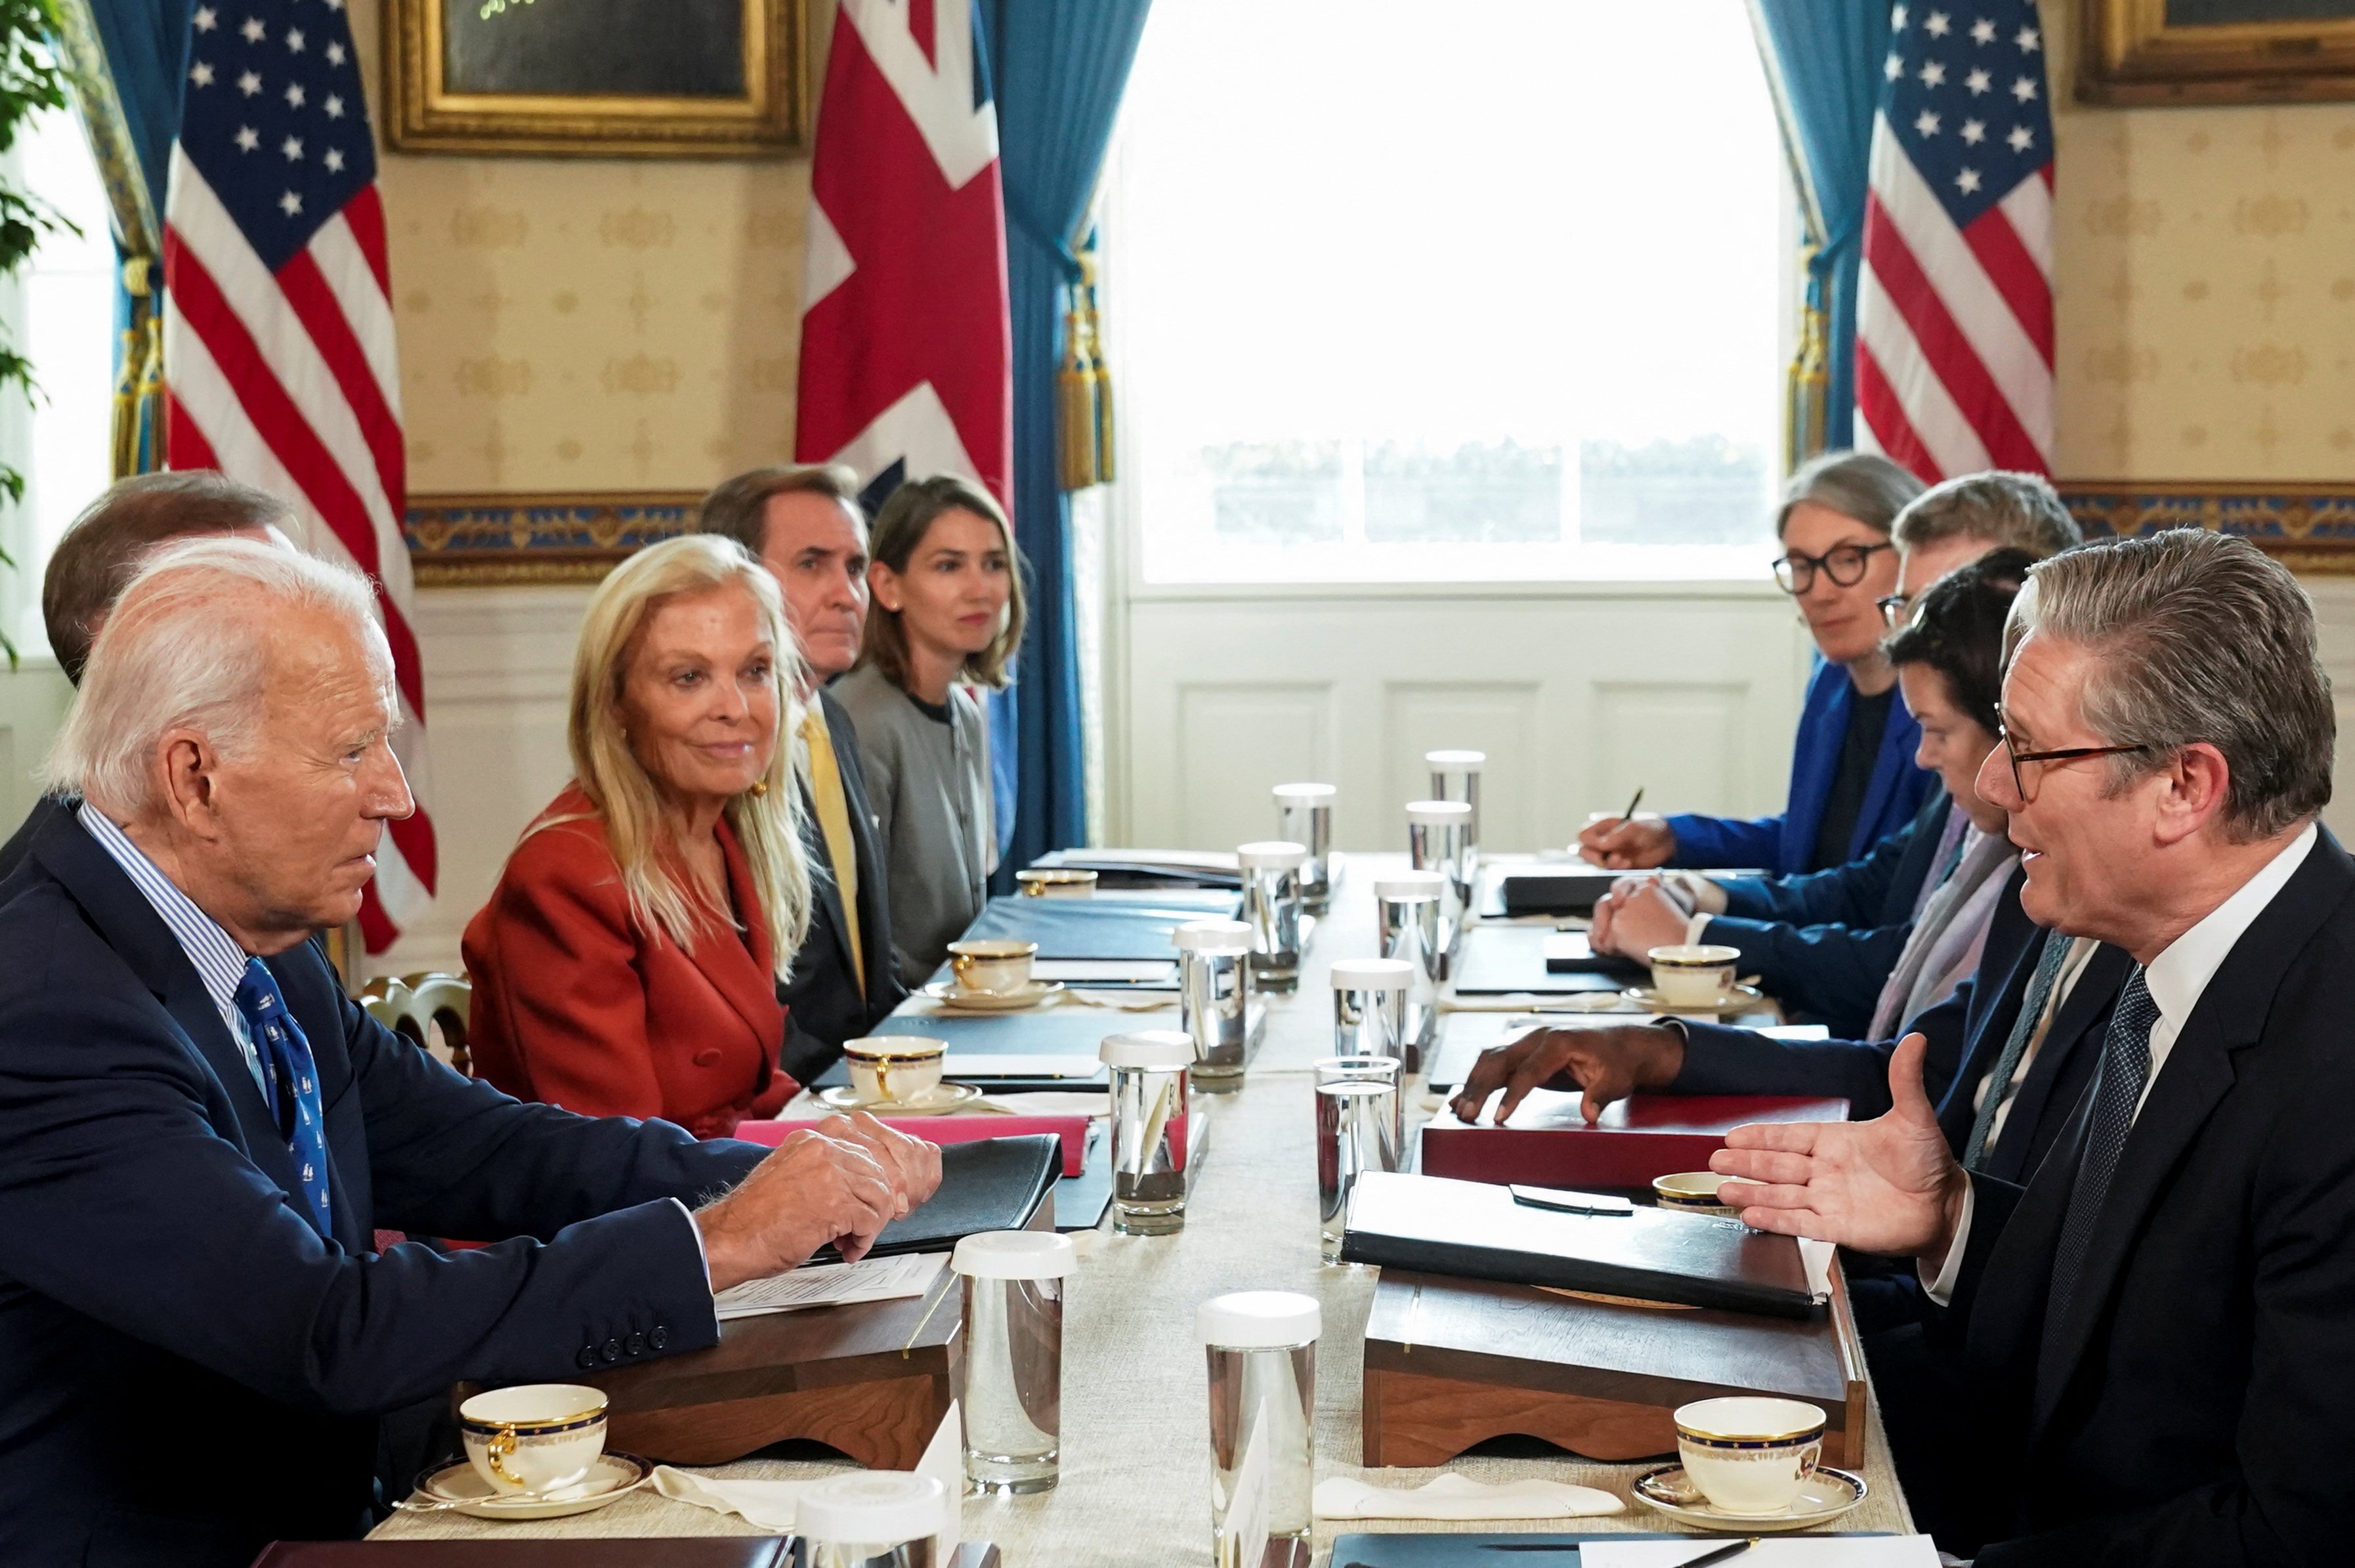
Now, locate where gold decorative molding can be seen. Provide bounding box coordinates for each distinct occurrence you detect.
[2080,0,2355,107]
[2058,479,2355,574]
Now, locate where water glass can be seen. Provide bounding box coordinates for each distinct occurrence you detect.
[1315,1080,1399,1263]
[1237,841,1306,992]
[1376,870,1447,1053]
[1313,1053,1405,1152]
[1426,748,1485,883]
[953,1231,1074,1495]
[1174,918,1254,1091]
[1271,783,1336,912]
[1405,800,1474,938]
[1101,1030,1193,1234]
[1199,1292,1320,1568]
[793,1472,948,1568]
[1327,956,1414,1069]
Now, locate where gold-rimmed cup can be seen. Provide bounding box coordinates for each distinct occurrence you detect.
[1645,943,1741,1009]
[948,939,1038,995]
[1673,1395,1825,1516]
[1015,868,1097,899]
[459,1384,608,1497]
[842,1036,948,1105]
[1653,1171,1739,1218]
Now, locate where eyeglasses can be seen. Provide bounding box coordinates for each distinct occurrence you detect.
[1773,540,1894,595]
[1877,592,1913,629]
[1997,725,2149,803]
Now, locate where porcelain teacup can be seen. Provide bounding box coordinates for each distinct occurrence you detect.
[1015,868,1097,899]
[1646,943,1741,1009]
[459,1384,608,1497]
[1674,1395,1824,1516]
[948,939,1038,995]
[843,1036,948,1106]
[1653,1171,1738,1218]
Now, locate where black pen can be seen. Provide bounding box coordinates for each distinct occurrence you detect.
[1620,785,1645,825]
[1668,1537,1760,1568]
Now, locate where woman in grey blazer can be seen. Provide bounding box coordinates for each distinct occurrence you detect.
[832,475,1029,986]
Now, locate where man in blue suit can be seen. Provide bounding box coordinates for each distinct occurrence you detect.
[0,532,940,1568]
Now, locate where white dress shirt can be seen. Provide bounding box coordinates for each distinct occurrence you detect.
[1925,822,2319,1303]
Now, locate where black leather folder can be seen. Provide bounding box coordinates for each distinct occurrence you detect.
[1540,931,1648,981]
[811,1134,1060,1263]
[1338,1170,1819,1319]
[1453,927,1626,995]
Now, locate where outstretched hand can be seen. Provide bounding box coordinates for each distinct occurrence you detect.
[1448,1024,1685,1128]
[1708,1032,1970,1260]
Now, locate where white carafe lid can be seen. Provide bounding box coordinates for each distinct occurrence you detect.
[1173,918,1254,954]
[794,1471,948,1545]
[1236,839,1307,869]
[1425,749,1486,772]
[1328,957,1415,990]
[1373,868,1448,900]
[1099,1028,1196,1069]
[1271,782,1337,803]
[1197,1290,1322,1348]
[1405,800,1472,826]
[953,1229,1078,1280]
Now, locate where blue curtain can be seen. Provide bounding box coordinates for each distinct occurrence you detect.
[1749,0,1892,450]
[981,0,1152,874]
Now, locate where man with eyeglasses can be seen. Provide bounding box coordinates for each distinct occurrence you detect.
[1710,529,2355,1565]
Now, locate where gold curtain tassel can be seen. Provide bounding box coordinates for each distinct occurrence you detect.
[1057,302,1100,492]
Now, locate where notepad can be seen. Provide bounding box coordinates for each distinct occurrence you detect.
[713,1251,948,1321]
[1579,1538,1938,1567]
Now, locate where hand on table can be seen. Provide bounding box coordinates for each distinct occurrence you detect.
[1447,1024,1686,1127]
[694,1124,916,1291]
[1577,813,1675,870]
[1709,1032,1970,1259]
[1590,878,1697,959]
[814,1111,942,1216]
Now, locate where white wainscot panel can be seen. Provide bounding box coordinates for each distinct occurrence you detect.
[0,660,72,840]
[372,584,591,979]
[1172,682,1336,853]
[1589,681,1754,826]
[1383,681,1540,853]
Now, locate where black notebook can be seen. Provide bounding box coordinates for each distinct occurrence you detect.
[1338,1170,1819,1319]
[811,1134,1060,1263]
[1453,927,1627,996]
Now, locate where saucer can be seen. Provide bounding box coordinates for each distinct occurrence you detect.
[923,979,1065,1011]
[411,1452,652,1519]
[1621,983,1768,1015]
[1630,1462,1866,1531]
[817,1082,987,1116]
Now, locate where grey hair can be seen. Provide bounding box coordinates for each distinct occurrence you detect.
[1776,450,1925,538]
[1893,470,2083,560]
[43,536,389,817]
[2006,528,2332,841]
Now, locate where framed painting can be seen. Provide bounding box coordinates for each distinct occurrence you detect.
[2080,0,2355,104]
[384,0,803,156]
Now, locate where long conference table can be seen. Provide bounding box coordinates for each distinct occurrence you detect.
[374,853,1914,1563]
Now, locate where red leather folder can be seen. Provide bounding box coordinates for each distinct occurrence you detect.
[1418,1089,1848,1191]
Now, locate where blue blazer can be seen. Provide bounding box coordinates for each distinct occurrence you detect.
[1699,787,1955,1036]
[1665,656,1931,875]
[0,809,765,1568]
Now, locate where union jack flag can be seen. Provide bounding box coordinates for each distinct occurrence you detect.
[794,0,1013,517]
[162,0,435,953]
[1857,1,2055,480]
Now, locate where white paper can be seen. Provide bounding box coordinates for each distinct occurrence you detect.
[1800,1236,1836,1304]
[1224,1397,1273,1568]
[1034,959,1180,985]
[713,1251,948,1321]
[1579,1537,1940,1567]
[975,1091,1113,1117]
[916,1399,962,1559]
[942,1051,1105,1081]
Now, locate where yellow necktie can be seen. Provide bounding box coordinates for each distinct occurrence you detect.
[799,707,865,992]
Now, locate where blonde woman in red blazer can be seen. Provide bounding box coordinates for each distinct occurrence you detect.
[466,536,817,1139]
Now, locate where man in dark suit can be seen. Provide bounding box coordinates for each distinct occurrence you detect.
[698,463,909,1084]
[0,471,293,882]
[1716,529,2355,1564]
[0,533,940,1568]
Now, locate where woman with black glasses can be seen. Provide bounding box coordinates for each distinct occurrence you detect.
[1580,449,1932,876]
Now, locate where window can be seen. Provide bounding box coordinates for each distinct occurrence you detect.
[0,106,116,661]
[1105,1,1791,585]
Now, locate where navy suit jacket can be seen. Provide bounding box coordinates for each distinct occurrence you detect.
[0,809,765,1568]
[1675,862,2125,1180]
[1950,829,2355,1565]
[1700,786,1953,1036]
[780,689,910,1085]
[1664,656,1932,875]
[0,790,62,884]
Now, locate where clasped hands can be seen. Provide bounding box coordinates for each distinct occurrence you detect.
[695,1112,943,1293]
[1451,1028,1970,1263]
[1587,871,1727,960]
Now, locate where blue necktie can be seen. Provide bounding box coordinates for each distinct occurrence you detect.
[235,958,333,1239]
[2041,965,2157,1378]
[1962,929,2076,1171]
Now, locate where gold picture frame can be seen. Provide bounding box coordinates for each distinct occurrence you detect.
[384,0,803,157]
[2079,0,2355,106]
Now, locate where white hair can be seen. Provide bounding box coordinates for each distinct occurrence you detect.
[43,536,389,817]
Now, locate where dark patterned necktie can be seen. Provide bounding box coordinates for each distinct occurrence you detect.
[2041,966,2157,1374]
[1962,930,2075,1171]
[236,958,334,1238]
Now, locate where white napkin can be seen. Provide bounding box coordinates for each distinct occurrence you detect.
[650,1466,810,1531]
[1313,1473,1624,1520]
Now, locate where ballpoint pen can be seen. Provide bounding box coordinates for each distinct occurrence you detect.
[1667,1537,1761,1568]
[1620,785,1645,825]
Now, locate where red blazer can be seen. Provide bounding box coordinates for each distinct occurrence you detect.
[463,785,796,1139]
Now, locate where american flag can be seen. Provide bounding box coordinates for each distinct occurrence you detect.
[795,0,1013,518]
[161,0,435,954]
[1856,2,2054,480]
